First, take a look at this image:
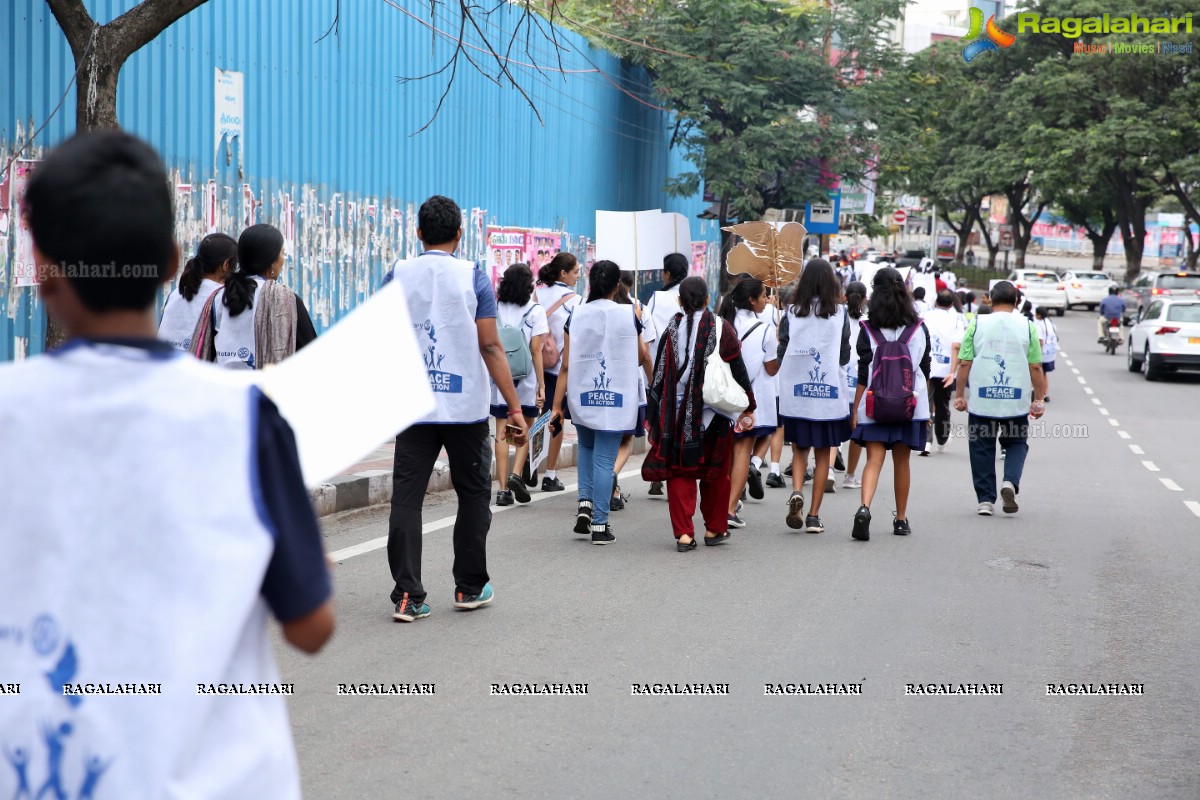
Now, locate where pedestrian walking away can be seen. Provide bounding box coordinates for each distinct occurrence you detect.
[490,263,548,506]
[719,275,780,529]
[642,277,756,550]
[385,195,528,622]
[191,224,318,368]
[0,131,334,797]
[954,280,1046,517]
[158,232,236,351]
[551,261,650,544]
[609,270,654,511]
[848,266,932,541]
[776,259,852,534]
[534,253,582,492]
[840,281,867,489]
[643,252,689,498]
[1034,306,1058,402]
[924,289,966,453]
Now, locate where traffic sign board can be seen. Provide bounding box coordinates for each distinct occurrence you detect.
[892,210,907,225]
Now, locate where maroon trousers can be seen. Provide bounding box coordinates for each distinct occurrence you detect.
[666,471,731,539]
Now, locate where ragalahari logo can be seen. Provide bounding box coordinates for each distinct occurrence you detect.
[962,7,1016,62]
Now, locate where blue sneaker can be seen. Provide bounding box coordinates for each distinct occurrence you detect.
[393,593,430,623]
[454,582,494,610]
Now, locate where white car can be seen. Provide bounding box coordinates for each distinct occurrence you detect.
[1062,270,1115,311]
[1007,269,1067,316]
[1126,298,1200,380]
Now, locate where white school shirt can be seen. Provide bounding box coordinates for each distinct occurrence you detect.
[734,309,778,428]
[566,299,639,432]
[1034,317,1058,361]
[159,278,222,352]
[924,307,967,379]
[845,314,864,405]
[0,343,313,798]
[535,282,581,376]
[646,285,682,347]
[491,299,550,409]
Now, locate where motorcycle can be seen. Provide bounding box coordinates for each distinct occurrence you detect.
[1105,317,1122,355]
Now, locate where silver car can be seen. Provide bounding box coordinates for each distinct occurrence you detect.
[1062,270,1115,311]
[1007,270,1067,316]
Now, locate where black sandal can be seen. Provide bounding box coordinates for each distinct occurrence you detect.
[704,531,730,546]
[677,538,698,552]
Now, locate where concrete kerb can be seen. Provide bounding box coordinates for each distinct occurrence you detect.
[308,437,648,517]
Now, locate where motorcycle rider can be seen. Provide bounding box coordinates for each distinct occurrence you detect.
[1097,286,1126,343]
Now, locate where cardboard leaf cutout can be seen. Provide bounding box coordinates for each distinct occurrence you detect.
[721,221,807,288]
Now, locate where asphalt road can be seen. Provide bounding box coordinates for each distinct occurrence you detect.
[277,307,1200,799]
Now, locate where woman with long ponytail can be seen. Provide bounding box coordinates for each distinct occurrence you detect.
[190,224,317,368]
[642,252,690,496]
[533,252,582,492]
[159,233,236,352]
[643,276,756,551]
[551,261,649,544]
[717,275,780,529]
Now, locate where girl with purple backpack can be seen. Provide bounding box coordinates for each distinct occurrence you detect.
[848,267,932,541]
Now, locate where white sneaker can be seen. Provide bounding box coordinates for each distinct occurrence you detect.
[1000,481,1019,514]
[978,502,994,516]
[843,475,861,489]
[824,477,837,494]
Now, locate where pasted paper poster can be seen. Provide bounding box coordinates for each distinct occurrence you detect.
[215,68,245,167]
[527,411,554,473]
[10,160,39,287]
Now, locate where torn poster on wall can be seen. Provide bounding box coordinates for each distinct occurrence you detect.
[10,160,39,287]
[215,68,245,171]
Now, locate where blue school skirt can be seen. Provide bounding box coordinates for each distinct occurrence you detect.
[851,420,928,451]
[780,416,852,449]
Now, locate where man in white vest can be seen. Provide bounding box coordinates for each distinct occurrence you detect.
[0,131,334,798]
[953,281,1046,516]
[383,195,527,622]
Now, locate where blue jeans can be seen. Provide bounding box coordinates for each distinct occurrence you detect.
[576,425,623,525]
[967,414,1030,504]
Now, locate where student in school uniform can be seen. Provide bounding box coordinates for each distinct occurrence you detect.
[719,275,779,529]
[609,271,654,511]
[912,286,930,317]
[491,263,548,506]
[643,277,756,551]
[191,224,317,368]
[848,266,932,541]
[756,285,792,491]
[776,259,852,534]
[1034,306,1058,403]
[158,232,236,351]
[922,289,967,454]
[551,261,650,544]
[840,281,868,489]
[534,253,583,493]
[0,131,334,797]
[643,252,689,497]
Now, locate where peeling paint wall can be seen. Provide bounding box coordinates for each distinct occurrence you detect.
[1,0,715,360]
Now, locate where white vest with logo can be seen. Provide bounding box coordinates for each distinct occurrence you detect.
[566,299,639,432]
[734,309,778,428]
[855,323,931,423]
[212,276,269,369]
[391,253,491,424]
[967,312,1034,418]
[0,344,301,798]
[159,279,222,352]
[924,307,965,379]
[778,305,848,421]
[647,286,681,345]
[845,314,863,403]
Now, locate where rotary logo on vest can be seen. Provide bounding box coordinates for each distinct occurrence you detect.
[979,354,1022,401]
[416,318,463,394]
[579,354,623,407]
[793,348,838,400]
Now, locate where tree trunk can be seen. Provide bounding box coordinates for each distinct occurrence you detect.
[1004,186,1045,272]
[974,211,999,270]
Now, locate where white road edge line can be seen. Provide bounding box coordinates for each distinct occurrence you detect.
[1184,500,1200,519]
[328,468,647,562]
[1129,444,1145,455]
[1142,461,1160,472]
[1161,478,1183,492]
[1117,431,1131,440]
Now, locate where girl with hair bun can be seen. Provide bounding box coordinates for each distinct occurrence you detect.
[159,233,236,352]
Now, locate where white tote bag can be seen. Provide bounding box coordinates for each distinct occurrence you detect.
[702,320,749,415]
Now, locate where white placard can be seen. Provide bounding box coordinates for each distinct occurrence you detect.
[256,280,434,486]
[215,68,244,166]
[912,274,937,303]
[668,212,691,257]
[595,209,664,271]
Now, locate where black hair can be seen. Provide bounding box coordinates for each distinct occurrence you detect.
[587,260,621,302]
[792,258,840,318]
[1108,285,1119,295]
[497,262,535,306]
[934,270,942,278]
[976,304,994,315]
[965,291,977,304]
[990,280,1018,306]
[619,270,635,289]
[718,274,765,325]
[538,252,577,286]
[935,289,955,309]
[678,275,709,355]
[224,224,284,317]
[867,266,920,329]
[913,286,926,301]
[662,253,688,290]
[845,280,867,320]
[179,233,237,301]
[25,131,173,312]
[417,195,461,247]
[1021,300,1034,319]
[1034,306,1049,320]
[613,270,635,305]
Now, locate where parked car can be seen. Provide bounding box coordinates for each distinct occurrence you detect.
[1126,298,1200,380]
[895,250,926,270]
[1124,271,1200,318]
[1006,269,1067,316]
[1062,270,1116,311]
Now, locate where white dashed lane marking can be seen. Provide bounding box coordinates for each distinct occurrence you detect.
[1161,479,1183,492]
[1091,398,1102,405]
[1072,368,1080,375]
[1099,409,1110,416]
[1084,387,1094,395]
[1185,501,1200,519]
[1077,376,1087,385]
[1130,445,1145,455]
[1118,431,1131,440]
[1108,419,1120,427]
[1143,461,1160,472]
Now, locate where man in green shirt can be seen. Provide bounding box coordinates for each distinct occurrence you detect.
[953,281,1046,516]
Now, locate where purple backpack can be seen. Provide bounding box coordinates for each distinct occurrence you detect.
[863,322,920,424]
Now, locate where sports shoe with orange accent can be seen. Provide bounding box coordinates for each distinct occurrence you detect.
[393,593,430,623]
[453,582,494,611]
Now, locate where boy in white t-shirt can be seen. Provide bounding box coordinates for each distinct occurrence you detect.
[0,132,334,798]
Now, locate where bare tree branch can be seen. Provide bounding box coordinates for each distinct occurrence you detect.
[316,0,341,45]
[106,0,212,62]
[44,0,95,56]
